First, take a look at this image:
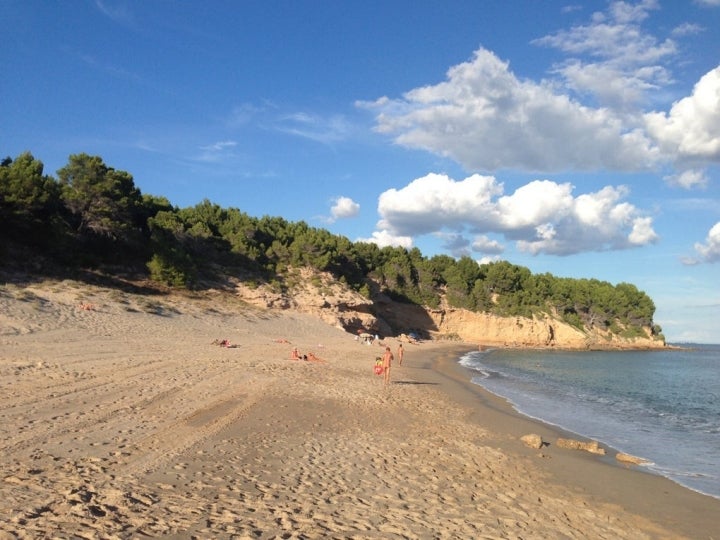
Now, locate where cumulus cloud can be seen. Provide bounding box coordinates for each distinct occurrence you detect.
[645,67,720,162]
[370,173,657,256]
[330,196,360,220]
[356,229,413,249]
[684,221,720,264]
[360,1,720,176]
[376,173,502,235]
[363,47,660,172]
[664,168,709,189]
[472,235,505,254]
[496,180,575,230]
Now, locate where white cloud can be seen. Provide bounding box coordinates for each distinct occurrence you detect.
[628,216,659,245]
[361,1,720,178]
[645,67,720,162]
[671,22,703,37]
[664,168,709,189]
[377,173,502,235]
[534,0,676,109]
[516,184,659,254]
[477,255,503,265]
[364,47,660,172]
[372,173,657,256]
[695,0,720,6]
[330,196,360,220]
[471,235,504,254]
[685,221,720,264]
[496,180,575,229]
[356,229,413,249]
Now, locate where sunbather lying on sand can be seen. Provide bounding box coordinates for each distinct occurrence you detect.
[306,352,325,363]
[212,339,239,348]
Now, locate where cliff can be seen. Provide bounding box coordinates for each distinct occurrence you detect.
[233,268,666,350]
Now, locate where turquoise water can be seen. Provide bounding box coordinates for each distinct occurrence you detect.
[459,344,720,499]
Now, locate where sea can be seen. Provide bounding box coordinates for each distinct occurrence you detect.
[458,343,720,500]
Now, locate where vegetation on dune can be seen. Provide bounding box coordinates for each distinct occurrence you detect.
[1,151,663,340]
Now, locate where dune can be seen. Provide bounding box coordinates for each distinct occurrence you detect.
[0,278,716,538]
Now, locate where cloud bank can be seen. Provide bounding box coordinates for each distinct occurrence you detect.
[367,173,657,256]
[361,1,720,176]
[357,0,718,259]
[363,48,720,174]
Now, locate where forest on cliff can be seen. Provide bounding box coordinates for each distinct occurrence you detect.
[1,151,663,340]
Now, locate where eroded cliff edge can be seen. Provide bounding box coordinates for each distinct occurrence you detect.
[234,269,666,350]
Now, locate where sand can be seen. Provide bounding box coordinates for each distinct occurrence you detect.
[1,278,718,539]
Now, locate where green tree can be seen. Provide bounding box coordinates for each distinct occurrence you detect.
[442,256,482,309]
[0,152,65,253]
[58,153,143,241]
[0,152,58,220]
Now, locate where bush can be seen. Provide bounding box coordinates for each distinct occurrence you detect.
[147,254,195,288]
[562,312,585,331]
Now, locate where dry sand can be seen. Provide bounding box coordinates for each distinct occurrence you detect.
[1,278,718,539]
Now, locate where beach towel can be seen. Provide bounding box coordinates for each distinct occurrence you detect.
[374,357,383,375]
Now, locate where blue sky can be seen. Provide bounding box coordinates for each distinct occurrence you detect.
[2,0,719,343]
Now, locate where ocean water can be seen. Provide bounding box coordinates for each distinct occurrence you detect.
[458,344,720,500]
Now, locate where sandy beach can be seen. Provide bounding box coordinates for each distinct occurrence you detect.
[1,278,718,539]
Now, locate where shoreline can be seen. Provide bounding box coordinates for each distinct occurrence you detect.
[412,342,720,538]
[2,279,718,538]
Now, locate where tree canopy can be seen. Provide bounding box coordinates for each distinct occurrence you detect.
[0,151,662,339]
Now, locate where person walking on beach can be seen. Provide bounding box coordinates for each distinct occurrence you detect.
[382,346,393,386]
[397,343,404,366]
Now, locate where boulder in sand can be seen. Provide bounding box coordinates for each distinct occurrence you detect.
[616,452,649,465]
[520,433,544,449]
[556,438,606,455]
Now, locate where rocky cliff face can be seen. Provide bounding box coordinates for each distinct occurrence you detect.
[233,268,666,350]
[425,308,664,350]
[234,268,379,333]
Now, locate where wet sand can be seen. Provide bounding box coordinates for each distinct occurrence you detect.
[419,347,720,539]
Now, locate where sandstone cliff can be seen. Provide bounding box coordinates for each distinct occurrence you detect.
[233,268,666,350]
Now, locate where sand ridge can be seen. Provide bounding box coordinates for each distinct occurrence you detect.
[0,279,709,538]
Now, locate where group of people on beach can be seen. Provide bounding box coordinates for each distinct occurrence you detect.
[289,347,325,363]
[284,339,405,384]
